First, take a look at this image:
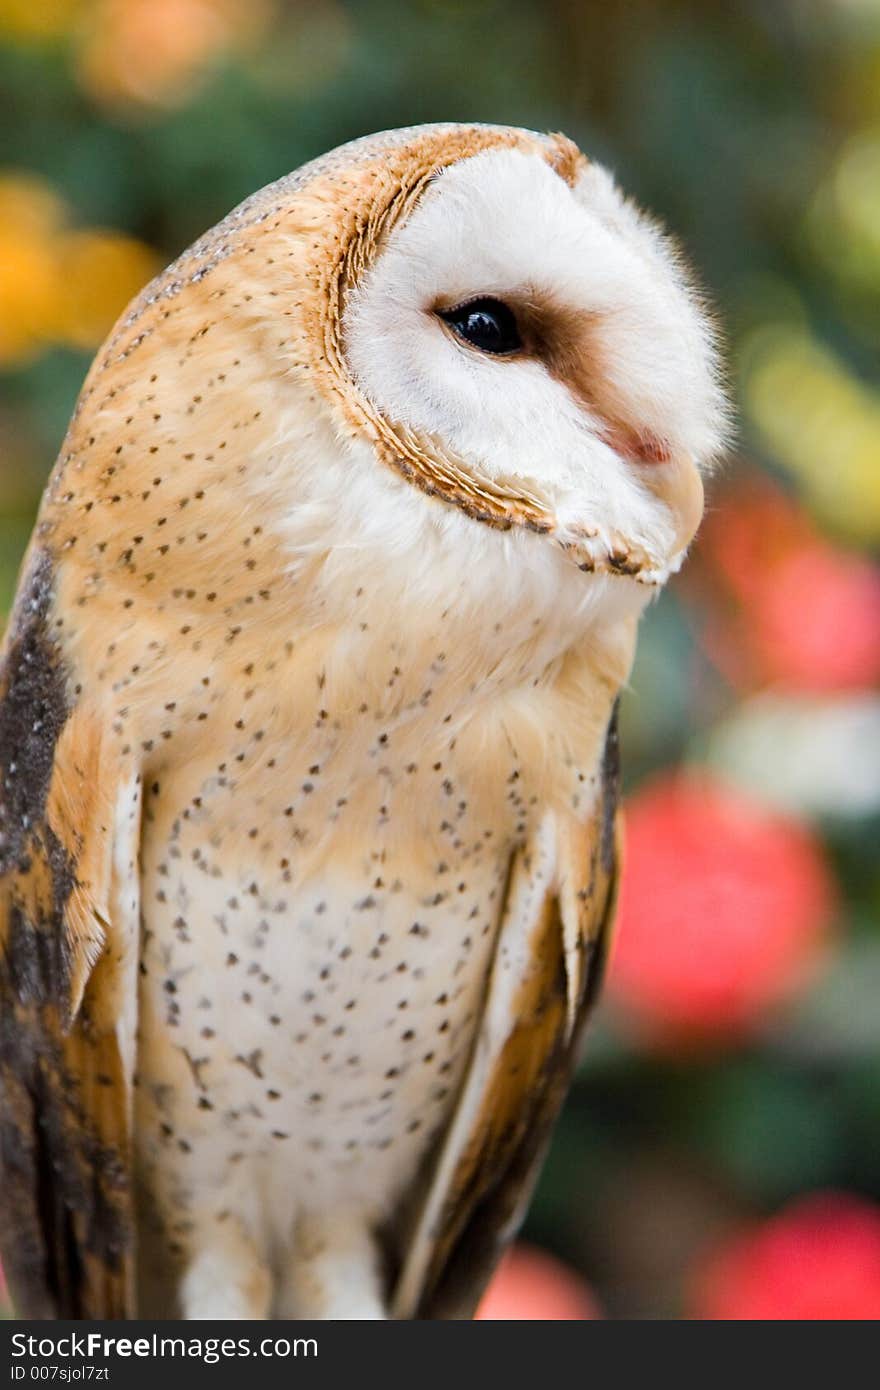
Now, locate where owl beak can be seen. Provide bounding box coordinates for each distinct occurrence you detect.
[639,452,705,555]
[670,456,705,551]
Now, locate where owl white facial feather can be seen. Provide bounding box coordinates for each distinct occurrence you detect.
[344,147,725,584]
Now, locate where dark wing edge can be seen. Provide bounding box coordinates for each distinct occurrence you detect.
[391,703,621,1320]
[0,552,139,1319]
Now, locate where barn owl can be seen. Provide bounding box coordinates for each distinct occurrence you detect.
[0,124,724,1320]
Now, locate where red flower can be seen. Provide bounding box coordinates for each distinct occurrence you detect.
[689,477,880,693]
[476,1245,601,1320]
[608,773,835,1043]
[751,541,880,692]
[690,1192,880,1319]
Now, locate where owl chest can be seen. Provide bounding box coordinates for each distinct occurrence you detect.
[134,745,515,1218]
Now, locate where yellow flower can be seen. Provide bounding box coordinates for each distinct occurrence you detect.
[75,0,274,111]
[0,233,61,365]
[55,230,160,349]
[0,172,66,236]
[743,323,880,545]
[0,170,159,364]
[0,173,66,366]
[0,0,85,44]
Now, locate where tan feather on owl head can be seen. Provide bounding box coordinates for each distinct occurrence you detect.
[56,123,724,606]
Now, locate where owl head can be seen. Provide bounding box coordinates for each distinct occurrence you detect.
[79,124,726,635]
[340,126,725,584]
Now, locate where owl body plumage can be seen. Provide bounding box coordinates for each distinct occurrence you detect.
[132,568,624,1317]
[0,124,724,1319]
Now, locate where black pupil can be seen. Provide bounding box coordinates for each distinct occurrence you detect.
[439,298,521,355]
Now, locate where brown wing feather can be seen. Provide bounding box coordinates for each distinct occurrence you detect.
[0,552,137,1319]
[392,705,621,1319]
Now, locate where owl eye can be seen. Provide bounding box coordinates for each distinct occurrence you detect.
[437,298,522,355]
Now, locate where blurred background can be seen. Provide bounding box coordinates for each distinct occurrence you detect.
[1,0,879,1320]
